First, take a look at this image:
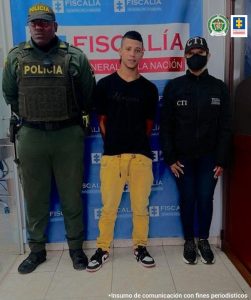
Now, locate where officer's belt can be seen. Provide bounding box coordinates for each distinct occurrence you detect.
[22,118,80,131]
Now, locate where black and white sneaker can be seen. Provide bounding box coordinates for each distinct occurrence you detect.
[86,248,109,272]
[183,239,198,264]
[134,246,155,268]
[198,239,215,264]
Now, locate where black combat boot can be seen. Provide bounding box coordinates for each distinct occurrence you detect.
[69,248,88,270]
[18,250,46,274]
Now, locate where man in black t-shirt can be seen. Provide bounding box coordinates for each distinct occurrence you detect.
[87,31,158,272]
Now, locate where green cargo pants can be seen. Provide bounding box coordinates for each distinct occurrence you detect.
[17,125,85,252]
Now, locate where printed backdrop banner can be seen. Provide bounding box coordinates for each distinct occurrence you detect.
[10,0,202,242]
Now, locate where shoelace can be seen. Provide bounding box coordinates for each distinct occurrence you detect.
[199,240,211,251]
[185,240,196,251]
[27,252,39,262]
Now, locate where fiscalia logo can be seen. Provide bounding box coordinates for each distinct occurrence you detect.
[73,31,184,53]
[57,23,189,77]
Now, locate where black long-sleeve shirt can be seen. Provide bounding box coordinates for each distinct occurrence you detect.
[160,69,232,167]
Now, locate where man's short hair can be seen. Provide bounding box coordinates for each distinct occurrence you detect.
[121,31,144,46]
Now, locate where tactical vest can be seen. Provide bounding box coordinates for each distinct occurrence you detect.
[17,41,80,122]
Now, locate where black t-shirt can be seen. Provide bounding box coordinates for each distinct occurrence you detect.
[95,72,158,158]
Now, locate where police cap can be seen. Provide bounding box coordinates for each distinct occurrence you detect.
[185,36,209,54]
[27,3,55,22]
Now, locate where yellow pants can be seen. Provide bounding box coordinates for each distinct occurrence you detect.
[97,154,153,252]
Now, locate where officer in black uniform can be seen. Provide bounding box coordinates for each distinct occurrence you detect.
[160,36,231,265]
[2,3,95,273]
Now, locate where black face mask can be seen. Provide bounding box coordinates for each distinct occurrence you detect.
[186,54,207,71]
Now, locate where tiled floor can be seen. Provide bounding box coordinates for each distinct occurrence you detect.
[0,246,250,300]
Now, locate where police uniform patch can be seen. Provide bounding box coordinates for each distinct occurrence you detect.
[22,63,64,76]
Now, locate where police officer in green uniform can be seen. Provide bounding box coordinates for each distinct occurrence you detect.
[2,3,95,273]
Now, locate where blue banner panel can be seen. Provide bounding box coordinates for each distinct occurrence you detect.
[10,0,202,242]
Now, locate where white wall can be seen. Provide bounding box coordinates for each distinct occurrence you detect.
[203,0,227,80]
[0,0,13,139]
[0,0,24,254]
[203,0,227,238]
